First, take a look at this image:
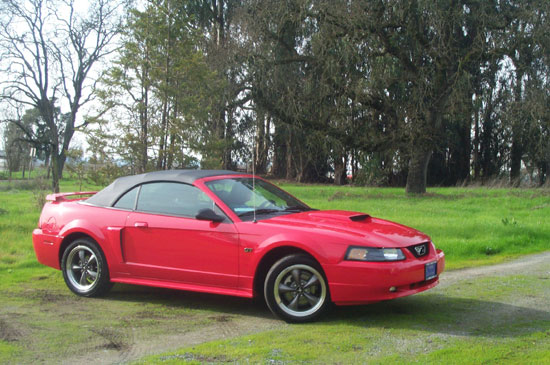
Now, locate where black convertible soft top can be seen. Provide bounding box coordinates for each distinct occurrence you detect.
[85,169,242,207]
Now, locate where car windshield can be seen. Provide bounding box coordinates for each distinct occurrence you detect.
[205,178,312,221]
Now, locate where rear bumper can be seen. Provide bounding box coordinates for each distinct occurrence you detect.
[325,249,445,305]
[32,229,63,270]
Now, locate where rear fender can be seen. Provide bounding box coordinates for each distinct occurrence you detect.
[58,220,117,267]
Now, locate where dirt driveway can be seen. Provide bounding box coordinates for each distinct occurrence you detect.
[2,252,549,364]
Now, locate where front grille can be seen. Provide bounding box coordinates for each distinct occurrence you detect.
[408,242,430,258]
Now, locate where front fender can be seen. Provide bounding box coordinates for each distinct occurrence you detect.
[254,233,329,266]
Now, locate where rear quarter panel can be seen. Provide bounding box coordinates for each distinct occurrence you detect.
[33,201,129,273]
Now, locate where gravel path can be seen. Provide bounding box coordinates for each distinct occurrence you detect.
[440,251,550,287]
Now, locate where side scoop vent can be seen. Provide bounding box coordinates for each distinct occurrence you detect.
[349,214,370,222]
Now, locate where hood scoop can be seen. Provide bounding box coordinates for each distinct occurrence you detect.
[349,214,370,222]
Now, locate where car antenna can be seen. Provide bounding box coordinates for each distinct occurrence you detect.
[252,120,257,223]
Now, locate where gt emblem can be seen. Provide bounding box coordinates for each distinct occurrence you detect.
[414,245,426,256]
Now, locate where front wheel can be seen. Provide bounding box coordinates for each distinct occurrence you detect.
[61,238,112,297]
[264,254,330,323]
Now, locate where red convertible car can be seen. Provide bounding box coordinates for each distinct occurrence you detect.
[33,170,445,322]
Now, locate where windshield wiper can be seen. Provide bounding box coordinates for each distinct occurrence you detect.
[237,208,282,217]
[283,205,310,212]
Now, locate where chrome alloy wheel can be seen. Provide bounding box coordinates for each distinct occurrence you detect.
[65,245,100,292]
[273,264,327,318]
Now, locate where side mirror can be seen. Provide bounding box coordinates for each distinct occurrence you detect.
[195,208,225,223]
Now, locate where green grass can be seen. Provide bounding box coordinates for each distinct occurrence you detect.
[279,183,550,269]
[1,178,549,363]
[0,178,99,275]
[139,273,550,364]
[2,179,548,273]
[0,168,47,181]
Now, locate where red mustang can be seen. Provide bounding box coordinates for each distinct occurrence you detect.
[32,170,445,322]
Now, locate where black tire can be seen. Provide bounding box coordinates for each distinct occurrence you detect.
[264,254,331,323]
[61,238,112,297]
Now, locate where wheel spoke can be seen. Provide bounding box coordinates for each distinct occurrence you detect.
[278,283,296,294]
[79,270,88,285]
[72,265,81,271]
[272,263,327,318]
[88,255,97,265]
[303,274,319,289]
[87,269,97,279]
[78,250,86,261]
[291,269,301,286]
[288,294,300,310]
[302,292,319,306]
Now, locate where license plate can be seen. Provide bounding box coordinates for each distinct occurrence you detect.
[425,261,437,280]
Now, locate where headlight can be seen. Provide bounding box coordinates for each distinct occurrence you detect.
[345,246,405,261]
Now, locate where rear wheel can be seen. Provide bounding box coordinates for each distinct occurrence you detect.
[61,238,112,297]
[264,254,330,322]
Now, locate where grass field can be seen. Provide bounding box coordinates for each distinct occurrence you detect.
[1,177,549,363]
[280,183,550,269]
[139,270,550,364]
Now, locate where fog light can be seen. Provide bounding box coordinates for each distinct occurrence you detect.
[389,286,397,292]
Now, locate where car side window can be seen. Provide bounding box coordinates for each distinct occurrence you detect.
[113,186,139,210]
[136,182,223,219]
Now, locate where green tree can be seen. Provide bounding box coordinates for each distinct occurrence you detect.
[96,0,222,172]
[3,119,31,177]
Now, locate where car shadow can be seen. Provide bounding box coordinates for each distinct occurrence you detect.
[101,284,550,338]
[104,283,273,319]
[324,293,550,338]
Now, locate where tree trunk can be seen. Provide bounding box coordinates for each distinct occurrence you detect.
[255,114,269,174]
[285,128,295,180]
[539,162,548,186]
[510,137,522,186]
[334,152,347,185]
[57,152,67,180]
[157,98,169,170]
[50,150,61,193]
[510,70,524,186]
[406,148,432,194]
[140,112,148,174]
[473,107,480,180]
[457,119,471,184]
[167,87,178,169]
[138,39,150,174]
[222,114,233,169]
[139,84,149,174]
[271,121,287,178]
[167,132,175,169]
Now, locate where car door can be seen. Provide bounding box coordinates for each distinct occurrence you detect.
[121,182,239,288]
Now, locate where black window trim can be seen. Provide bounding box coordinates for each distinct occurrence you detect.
[110,185,141,211]
[111,180,232,222]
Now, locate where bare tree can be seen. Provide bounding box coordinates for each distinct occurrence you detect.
[0,0,123,192]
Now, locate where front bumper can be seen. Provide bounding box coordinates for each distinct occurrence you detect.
[32,228,63,270]
[325,249,445,305]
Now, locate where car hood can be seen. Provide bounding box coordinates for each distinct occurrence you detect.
[262,210,430,248]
